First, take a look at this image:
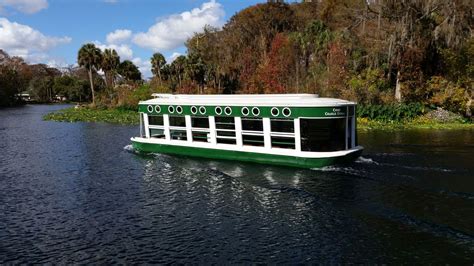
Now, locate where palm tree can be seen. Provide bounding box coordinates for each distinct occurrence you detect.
[78,43,102,105]
[118,60,142,82]
[151,52,166,86]
[102,49,120,88]
[171,55,186,88]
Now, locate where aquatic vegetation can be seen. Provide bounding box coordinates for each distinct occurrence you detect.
[43,106,139,125]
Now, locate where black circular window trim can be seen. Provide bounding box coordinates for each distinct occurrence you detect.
[215,106,222,115]
[252,107,260,116]
[224,106,232,115]
[271,107,279,116]
[241,107,249,116]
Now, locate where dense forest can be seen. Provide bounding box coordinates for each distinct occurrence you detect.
[177,0,473,117]
[1,0,472,118]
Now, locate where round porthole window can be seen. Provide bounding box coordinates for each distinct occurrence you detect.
[190,106,198,115]
[155,105,161,113]
[215,106,222,115]
[199,106,206,115]
[224,106,232,115]
[168,105,175,113]
[282,107,291,117]
[271,107,279,117]
[147,105,153,113]
[241,107,249,116]
[176,105,183,114]
[252,107,260,116]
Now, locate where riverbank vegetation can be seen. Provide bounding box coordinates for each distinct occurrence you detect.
[7,1,474,126]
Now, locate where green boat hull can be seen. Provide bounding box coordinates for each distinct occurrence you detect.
[131,140,363,168]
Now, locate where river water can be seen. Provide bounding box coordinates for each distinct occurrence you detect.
[0,104,473,263]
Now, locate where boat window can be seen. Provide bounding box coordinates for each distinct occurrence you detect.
[191,117,210,143]
[243,134,264,146]
[215,117,235,130]
[270,118,295,149]
[192,131,209,142]
[241,118,264,147]
[216,138,236,145]
[149,128,165,139]
[170,129,187,141]
[300,118,346,152]
[169,116,186,127]
[191,117,209,129]
[347,117,352,149]
[215,117,236,145]
[270,119,294,133]
[242,118,263,131]
[148,115,164,126]
[271,136,295,149]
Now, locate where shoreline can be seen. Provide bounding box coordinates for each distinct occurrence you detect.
[43,106,474,130]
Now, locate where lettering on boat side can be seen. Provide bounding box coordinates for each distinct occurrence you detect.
[324,108,346,117]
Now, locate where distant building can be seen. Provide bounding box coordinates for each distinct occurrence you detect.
[17,93,33,102]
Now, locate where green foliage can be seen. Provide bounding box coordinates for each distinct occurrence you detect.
[77,43,103,71]
[423,76,470,115]
[0,65,21,107]
[102,49,120,88]
[118,60,142,82]
[53,75,90,102]
[44,107,139,125]
[357,103,427,122]
[347,68,390,104]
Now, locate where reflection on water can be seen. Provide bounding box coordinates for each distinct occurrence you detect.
[0,105,473,263]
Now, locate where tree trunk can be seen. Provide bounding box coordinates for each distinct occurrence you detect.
[395,70,402,102]
[158,70,162,87]
[88,68,95,105]
[466,97,472,118]
[295,56,299,93]
[105,71,110,88]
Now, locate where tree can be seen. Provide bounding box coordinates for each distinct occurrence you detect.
[118,60,142,82]
[78,43,103,105]
[150,52,166,86]
[186,53,207,93]
[0,65,20,106]
[171,56,186,88]
[102,49,120,88]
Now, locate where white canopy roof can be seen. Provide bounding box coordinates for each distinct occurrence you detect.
[141,94,355,107]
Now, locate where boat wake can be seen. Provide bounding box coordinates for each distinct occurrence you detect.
[123,144,135,153]
[355,156,379,165]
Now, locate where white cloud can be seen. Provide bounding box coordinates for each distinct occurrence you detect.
[132,57,152,79]
[133,0,224,51]
[106,29,132,44]
[0,0,48,14]
[0,17,71,61]
[168,52,182,63]
[94,41,133,60]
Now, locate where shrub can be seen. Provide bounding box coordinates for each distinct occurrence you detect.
[346,68,390,104]
[423,76,471,116]
[357,103,426,122]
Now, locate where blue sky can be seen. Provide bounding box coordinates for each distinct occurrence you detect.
[0,0,264,78]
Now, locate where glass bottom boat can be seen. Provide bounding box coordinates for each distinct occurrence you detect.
[131,94,363,168]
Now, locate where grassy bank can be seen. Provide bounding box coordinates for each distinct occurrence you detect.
[44,107,139,125]
[44,106,473,130]
[357,117,474,130]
